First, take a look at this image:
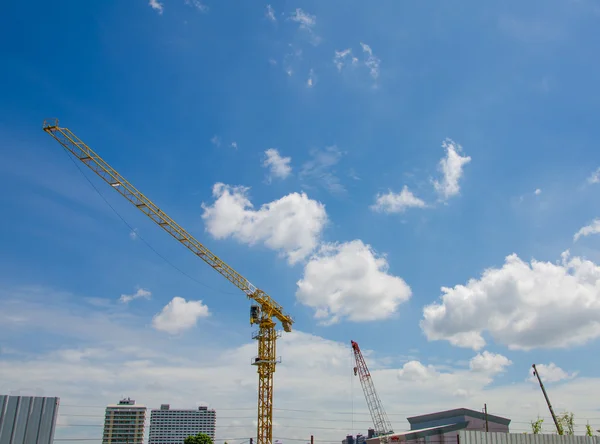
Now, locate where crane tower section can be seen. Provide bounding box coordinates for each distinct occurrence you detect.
[351,340,393,437]
[42,119,294,444]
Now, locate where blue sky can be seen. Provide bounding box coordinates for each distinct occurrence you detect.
[2,0,600,442]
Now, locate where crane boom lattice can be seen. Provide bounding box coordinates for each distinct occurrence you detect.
[42,119,294,444]
[351,340,393,437]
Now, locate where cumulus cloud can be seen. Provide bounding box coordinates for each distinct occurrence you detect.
[210,135,221,147]
[530,363,578,383]
[432,139,471,201]
[152,297,210,334]
[201,183,327,264]
[371,186,426,213]
[296,240,411,325]
[119,288,151,304]
[535,188,542,195]
[574,219,600,241]
[469,351,512,374]
[2,287,598,442]
[263,149,292,180]
[149,0,164,14]
[421,251,600,350]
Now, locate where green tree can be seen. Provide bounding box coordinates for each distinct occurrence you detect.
[531,417,544,434]
[184,433,214,444]
[557,412,575,436]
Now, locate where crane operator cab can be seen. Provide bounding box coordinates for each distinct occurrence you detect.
[250,305,261,325]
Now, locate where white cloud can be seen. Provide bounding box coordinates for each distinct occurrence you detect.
[201,183,327,264]
[300,146,346,194]
[371,186,426,213]
[263,149,292,180]
[149,0,164,14]
[307,68,315,88]
[296,240,412,325]
[290,8,315,30]
[184,0,208,12]
[360,42,381,80]
[469,351,512,374]
[421,250,600,351]
[1,288,599,442]
[535,188,542,195]
[530,363,578,383]
[129,228,138,240]
[289,9,320,45]
[587,167,600,184]
[119,288,151,304]
[574,219,600,241]
[432,138,471,201]
[266,4,276,22]
[231,141,238,150]
[210,135,221,147]
[333,49,358,72]
[152,296,210,334]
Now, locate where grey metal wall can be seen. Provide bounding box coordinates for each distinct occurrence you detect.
[459,430,600,444]
[0,395,60,444]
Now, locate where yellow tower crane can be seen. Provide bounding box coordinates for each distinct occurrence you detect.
[42,118,294,444]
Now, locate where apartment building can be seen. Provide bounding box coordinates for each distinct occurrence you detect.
[102,397,146,444]
[149,404,216,444]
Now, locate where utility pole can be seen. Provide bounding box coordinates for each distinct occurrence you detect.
[311,435,314,444]
[532,364,563,435]
[484,404,489,432]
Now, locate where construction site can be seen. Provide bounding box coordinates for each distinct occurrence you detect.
[0,121,597,444]
[2,2,600,444]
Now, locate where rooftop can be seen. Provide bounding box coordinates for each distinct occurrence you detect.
[407,408,510,426]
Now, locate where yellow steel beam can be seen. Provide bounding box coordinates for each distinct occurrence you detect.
[42,118,293,444]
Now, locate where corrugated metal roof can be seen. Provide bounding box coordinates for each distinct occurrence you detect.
[458,430,600,444]
[0,395,60,444]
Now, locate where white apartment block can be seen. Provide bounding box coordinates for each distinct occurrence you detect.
[102,398,146,444]
[149,404,216,444]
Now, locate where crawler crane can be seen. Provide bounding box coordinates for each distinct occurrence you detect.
[42,119,294,444]
[351,340,394,438]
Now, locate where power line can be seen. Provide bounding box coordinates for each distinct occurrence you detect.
[55,406,600,422]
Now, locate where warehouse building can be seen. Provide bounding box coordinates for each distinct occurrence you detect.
[366,408,510,444]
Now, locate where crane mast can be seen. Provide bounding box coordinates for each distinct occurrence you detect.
[532,364,563,435]
[351,340,393,437]
[42,119,294,444]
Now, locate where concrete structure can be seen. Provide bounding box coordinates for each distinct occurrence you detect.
[458,430,599,444]
[366,408,510,444]
[102,397,146,444]
[148,404,216,444]
[0,395,60,444]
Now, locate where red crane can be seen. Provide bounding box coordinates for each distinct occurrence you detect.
[351,340,394,437]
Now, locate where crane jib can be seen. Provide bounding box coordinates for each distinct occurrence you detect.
[42,119,294,444]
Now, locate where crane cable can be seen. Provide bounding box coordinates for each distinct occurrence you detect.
[58,146,237,296]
